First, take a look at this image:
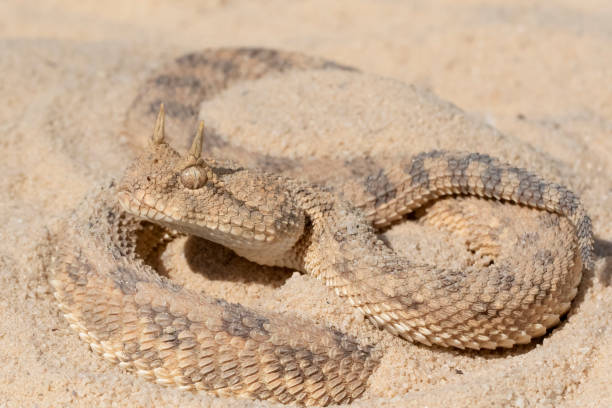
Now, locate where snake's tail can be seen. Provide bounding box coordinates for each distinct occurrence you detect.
[50,225,378,406]
[360,150,594,271]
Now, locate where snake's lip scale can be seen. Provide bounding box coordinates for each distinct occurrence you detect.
[117,190,173,223]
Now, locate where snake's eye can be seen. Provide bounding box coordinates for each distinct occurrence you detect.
[180,166,207,189]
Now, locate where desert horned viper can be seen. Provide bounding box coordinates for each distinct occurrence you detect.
[50,48,593,406]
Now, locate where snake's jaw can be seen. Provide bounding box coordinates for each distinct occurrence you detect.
[117,189,174,223]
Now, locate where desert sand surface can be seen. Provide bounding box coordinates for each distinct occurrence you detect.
[1,1,611,407]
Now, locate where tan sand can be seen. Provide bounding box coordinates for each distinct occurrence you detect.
[0,1,610,407]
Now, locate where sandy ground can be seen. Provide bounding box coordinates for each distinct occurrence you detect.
[1,1,611,407]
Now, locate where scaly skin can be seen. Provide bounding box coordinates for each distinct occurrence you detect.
[49,48,593,405]
[51,186,377,406]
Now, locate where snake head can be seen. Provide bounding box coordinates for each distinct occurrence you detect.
[117,104,305,265]
[118,104,219,225]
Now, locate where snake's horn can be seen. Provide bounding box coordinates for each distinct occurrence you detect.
[151,103,165,144]
[189,120,205,159]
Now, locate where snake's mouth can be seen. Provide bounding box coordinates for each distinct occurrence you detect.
[117,190,174,223]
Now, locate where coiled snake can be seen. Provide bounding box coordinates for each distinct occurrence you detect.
[49,48,593,406]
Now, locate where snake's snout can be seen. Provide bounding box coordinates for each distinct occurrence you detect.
[117,190,132,213]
